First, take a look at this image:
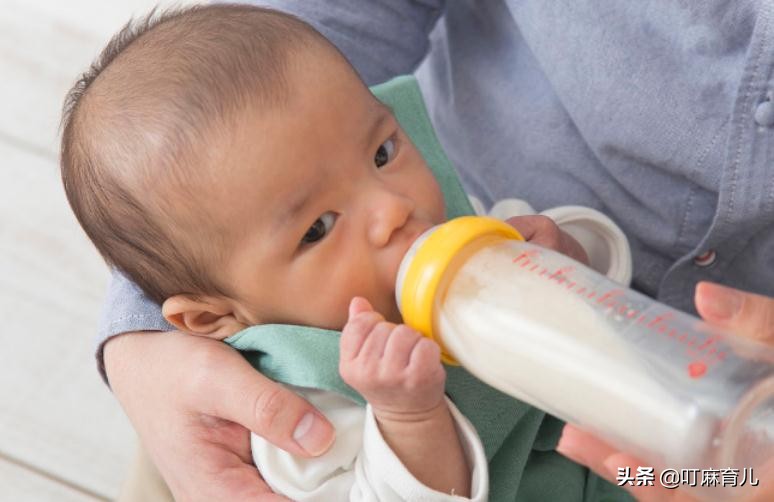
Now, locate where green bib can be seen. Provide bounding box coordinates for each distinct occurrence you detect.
[226,76,631,502]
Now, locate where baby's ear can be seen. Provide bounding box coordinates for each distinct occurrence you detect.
[162,295,246,340]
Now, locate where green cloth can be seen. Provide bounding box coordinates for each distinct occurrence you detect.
[226,75,631,502]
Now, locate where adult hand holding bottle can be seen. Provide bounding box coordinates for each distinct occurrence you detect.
[557,283,774,502]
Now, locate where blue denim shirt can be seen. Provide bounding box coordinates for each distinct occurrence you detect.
[98,1,774,357]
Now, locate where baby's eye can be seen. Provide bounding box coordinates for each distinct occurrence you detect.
[302,212,336,244]
[374,137,397,168]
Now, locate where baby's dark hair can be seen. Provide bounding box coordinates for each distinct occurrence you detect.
[60,4,333,304]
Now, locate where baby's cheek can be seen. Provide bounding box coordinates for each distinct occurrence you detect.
[377,297,403,325]
[303,293,349,331]
[424,175,446,222]
[330,305,350,332]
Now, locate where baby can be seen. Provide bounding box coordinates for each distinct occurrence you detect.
[60,4,630,501]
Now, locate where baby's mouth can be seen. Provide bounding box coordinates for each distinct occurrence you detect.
[391,221,437,303]
[404,227,427,250]
[399,222,433,263]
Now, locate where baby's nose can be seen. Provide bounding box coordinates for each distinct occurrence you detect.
[367,193,414,248]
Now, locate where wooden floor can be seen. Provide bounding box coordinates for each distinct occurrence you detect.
[0,1,192,499]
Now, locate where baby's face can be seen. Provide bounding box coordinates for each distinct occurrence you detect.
[200,51,445,330]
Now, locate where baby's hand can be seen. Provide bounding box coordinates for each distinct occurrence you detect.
[339,297,446,418]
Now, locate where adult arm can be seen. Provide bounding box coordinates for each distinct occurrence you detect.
[556,283,774,502]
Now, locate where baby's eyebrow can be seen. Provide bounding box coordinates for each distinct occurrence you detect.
[275,181,317,232]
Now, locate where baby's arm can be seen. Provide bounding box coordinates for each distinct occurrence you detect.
[339,297,471,497]
[251,389,486,501]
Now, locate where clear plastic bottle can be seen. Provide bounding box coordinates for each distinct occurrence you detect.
[396,216,774,500]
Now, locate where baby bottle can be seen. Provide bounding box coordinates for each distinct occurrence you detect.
[396,216,774,500]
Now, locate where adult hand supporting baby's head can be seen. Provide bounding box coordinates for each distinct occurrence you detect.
[105,330,335,501]
[556,283,774,502]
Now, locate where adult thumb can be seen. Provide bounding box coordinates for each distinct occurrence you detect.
[204,348,336,457]
[695,281,774,343]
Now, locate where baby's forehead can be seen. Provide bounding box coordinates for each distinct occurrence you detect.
[158,54,386,210]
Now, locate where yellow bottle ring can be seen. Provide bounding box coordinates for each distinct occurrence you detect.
[399,216,523,365]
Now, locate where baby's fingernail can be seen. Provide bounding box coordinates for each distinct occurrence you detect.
[699,282,742,320]
[293,413,335,456]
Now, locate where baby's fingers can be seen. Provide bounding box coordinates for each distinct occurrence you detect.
[340,299,383,361]
[358,321,394,360]
[381,325,422,374]
[348,296,374,319]
[408,337,443,375]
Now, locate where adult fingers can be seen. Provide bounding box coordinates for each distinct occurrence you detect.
[599,453,696,502]
[695,282,774,343]
[189,340,336,458]
[104,331,291,501]
[556,424,618,480]
[557,425,695,502]
[505,215,559,246]
[505,215,589,264]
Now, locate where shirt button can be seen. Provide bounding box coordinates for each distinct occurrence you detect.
[755,92,774,126]
[693,249,717,267]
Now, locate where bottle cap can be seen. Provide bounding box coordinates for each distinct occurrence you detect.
[397,216,523,364]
